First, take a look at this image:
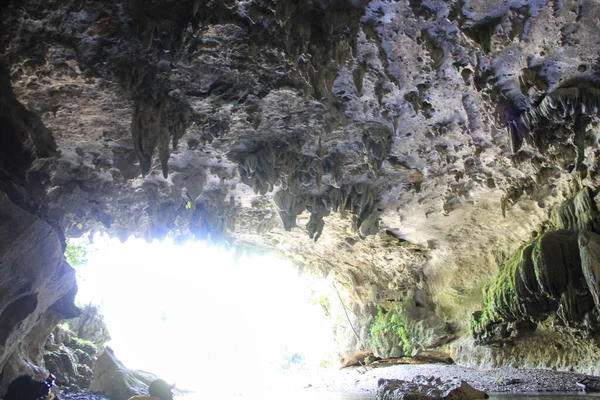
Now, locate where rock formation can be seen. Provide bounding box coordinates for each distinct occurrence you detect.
[67,304,111,354]
[3,0,600,382]
[376,376,488,400]
[89,347,161,400]
[43,316,109,392]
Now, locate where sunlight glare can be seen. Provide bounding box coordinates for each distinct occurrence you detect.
[75,234,337,396]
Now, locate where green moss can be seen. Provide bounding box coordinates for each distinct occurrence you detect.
[73,337,96,349]
[369,305,409,356]
[471,237,538,336]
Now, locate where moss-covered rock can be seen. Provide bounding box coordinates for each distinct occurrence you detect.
[369,294,455,358]
[369,305,409,358]
[472,229,598,344]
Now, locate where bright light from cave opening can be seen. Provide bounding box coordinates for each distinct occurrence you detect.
[74,234,340,398]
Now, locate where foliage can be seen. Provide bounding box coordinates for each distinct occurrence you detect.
[58,321,71,332]
[318,295,331,317]
[369,305,409,355]
[73,336,97,349]
[65,238,88,267]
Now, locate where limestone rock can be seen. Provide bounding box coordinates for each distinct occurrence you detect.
[0,191,78,388]
[89,348,159,400]
[376,376,488,400]
[472,224,600,343]
[42,322,98,390]
[579,230,600,310]
[5,0,600,376]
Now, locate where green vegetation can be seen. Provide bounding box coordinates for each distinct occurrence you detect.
[369,305,409,356]
[58,321,71,331]
[470,232,561,338]
[318,295,331,317]
[470,243,523,335]
[65,238,88,267]
[73,337,97,349]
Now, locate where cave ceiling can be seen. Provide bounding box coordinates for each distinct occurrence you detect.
[2,0,600,324]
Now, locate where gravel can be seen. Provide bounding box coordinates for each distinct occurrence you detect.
[306,364,600,394]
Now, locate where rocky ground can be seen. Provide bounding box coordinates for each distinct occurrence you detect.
[305,364,600,394]
[62,393,108,400]
[60,364,600,399]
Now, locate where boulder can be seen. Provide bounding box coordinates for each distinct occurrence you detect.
[376,376,488,400]
[89,347,159,400]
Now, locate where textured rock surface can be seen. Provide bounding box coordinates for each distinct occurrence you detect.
[0,190,79,390]
[376,375,488,400]
[67,305,111,354]
[89,348,160,400]
[44,322,101,391]
[0,21,79,389]
[3,0,600,376]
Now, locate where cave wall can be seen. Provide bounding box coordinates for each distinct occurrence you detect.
[2,0,600,374]
[0,63,79,388]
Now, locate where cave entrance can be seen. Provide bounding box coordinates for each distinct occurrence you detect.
[72,234,340,397]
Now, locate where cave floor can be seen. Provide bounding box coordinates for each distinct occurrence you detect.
[305,364,600,394]
[60,364,600,399]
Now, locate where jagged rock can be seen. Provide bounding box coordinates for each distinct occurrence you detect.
[89,348,159,400]
[5,0,600,377]
[376,376,488,400]
[42,323,100,390]
[73,349,93,368]
[44,349,76,385]
[0,191,78,388]
[68,305,111,353]
[471,226,600,343]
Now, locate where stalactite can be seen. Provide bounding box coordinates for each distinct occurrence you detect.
[508,85,600,152]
